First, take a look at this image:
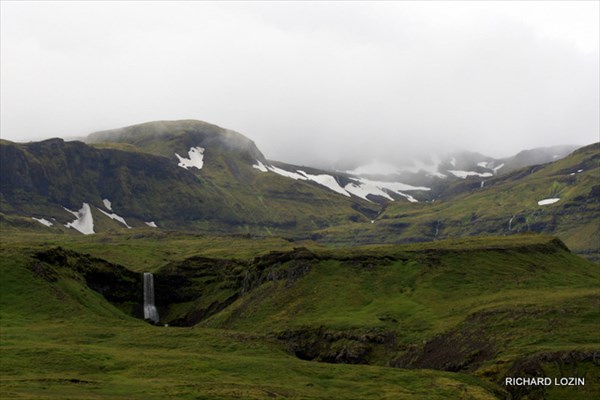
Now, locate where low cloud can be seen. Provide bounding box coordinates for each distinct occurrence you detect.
[1,2,598,166]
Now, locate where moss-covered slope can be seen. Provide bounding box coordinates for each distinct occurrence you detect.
[1,124,377,235]
[315,143,600,261]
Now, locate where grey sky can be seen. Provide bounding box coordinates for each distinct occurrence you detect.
[1,1,598,167]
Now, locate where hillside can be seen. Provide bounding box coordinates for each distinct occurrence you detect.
[315,143,600,261]
[1,232,598,399]
[0,122,381,235]
[87,119,267,163]
[0,120,597,262]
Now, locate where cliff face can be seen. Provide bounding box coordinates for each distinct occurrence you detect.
[0,132,373,234]
[1,121,597,261]
[0,138,213,221]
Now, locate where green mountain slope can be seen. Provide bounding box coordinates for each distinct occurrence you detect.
[1,121,596,261]
[315,143,600,261]
[1,121,379,235]
[87,119,266,162]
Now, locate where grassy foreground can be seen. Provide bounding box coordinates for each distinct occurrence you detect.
[0,243,499,399]
[1,231,599,399]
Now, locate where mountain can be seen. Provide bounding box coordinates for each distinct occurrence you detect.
[340,145,579,199]
[0,121,383,235]
[88,120,437,204]
[0,120,596,260]
[315,143,600,261]
[87,119,266,163]
[1,119,598,399]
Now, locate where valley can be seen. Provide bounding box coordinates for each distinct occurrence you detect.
[0,120,598,399]
[1,120,598,260]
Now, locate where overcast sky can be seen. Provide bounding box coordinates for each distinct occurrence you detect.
[1,1,598,167]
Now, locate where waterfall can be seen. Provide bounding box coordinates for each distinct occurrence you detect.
[143,272,159,323]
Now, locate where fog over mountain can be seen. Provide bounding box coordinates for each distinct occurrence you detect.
[1,1,598,167]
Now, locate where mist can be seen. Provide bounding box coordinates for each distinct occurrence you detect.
[1,1,598,167]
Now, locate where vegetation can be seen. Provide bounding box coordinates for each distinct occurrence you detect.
[1,232,598,399]
[1,123,598,399]
[315,143,600,261]
[1,233,505,400]
[1,122,597,261]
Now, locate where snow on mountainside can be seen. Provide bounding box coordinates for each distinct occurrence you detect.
[253,160,429,202]
[1,120,588,241]
[86,120,578,205]
[98,208,131,229]
[538,198,561,206]
[176,147,205,170]
[64,203,95,235]
[448,170,493,179]
[344,158,445,178]
[245,144,581,206]
[102,199,113,211]
[339,146,578,192]
[32,217,53,227]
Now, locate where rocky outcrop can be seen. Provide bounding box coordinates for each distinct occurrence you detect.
[33,247,142,313]
[277,327,397,365]
[155,247,318,326]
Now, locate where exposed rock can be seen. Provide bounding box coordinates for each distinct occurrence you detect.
[277,327,397,365]
[34,247,142,305]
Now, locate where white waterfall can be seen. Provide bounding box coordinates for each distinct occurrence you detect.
[143,272,159,323]
[508,215,515,231]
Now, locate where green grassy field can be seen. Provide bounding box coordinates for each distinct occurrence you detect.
[1,232,598,399]
[1,238,500,399]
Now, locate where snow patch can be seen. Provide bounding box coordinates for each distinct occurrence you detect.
[449,157,456,167]
[448,170,493,179]
[268,165,350,196]
[344,178,428,202]
[345,181,393,201]
[297,171,350,196]
[145,221,158,228]
[480,181,485,188]
[64,203,95,235]
[367,179,430,193]
[477,161,488,168]
[175,147,205,170]
[98,208,131,228]
[493,163,504,173]
[102,199,113,211]
[538,198,560,206]
[262,163,428,202]
[32,217,53,227]
[252,160,269,172]
[577,169,583,173]
[397,192,418,203]
[267,165,308,180]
